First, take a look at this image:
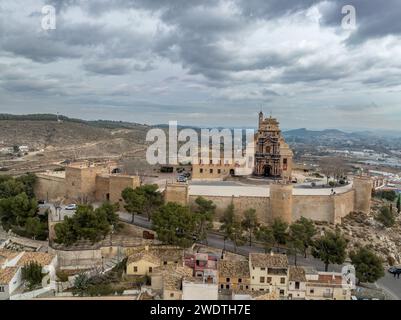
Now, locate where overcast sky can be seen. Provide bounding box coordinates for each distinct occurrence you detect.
[0,1,401,130]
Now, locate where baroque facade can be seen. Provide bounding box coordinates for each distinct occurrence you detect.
[254,112,293,180]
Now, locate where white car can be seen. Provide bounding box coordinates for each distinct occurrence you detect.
[65,204,77,210]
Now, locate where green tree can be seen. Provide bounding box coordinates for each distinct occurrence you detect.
[72,273,90,297]
[22,261,43,290]
[220,203,235,250]
[54,204,113,246]
[137,184,163,221]
[271,218,289,252]
[241,208,259,246]
[396,194,401,214]
[376,206,395,227]
[288,223,306,266]
[291,217,317,258]
[25,217,46,240]
[95,202,121,231]
[350,247,384,284]
[193,196,216,243]
[15,173,37,199]
[121,187,145,223]
[152,202,196,248]
[312,230,347,272]
[229,218,245,253]
[255,225,274,253]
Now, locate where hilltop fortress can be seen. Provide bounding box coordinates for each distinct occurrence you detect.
[33,114,374,226]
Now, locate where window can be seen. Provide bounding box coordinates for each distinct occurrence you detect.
[133,266,138,272]
[0,286,4,292]
[261,267,266,271]
[259,288,264,291]
[200,169,203,173]
[310,289,314,294]
[149,267,153,273]
[210,169,213,174]
[225,284,230,289]
[220,284,224,289]
[280,277,285,284]
[170,293,174,298]
[260,277,265,283]
[238,278,242,283]
[295,281,300,290]
[245,285,249,290]
[267,277,272,283]
[217,169,221,174]
[164,261,167,265]
[280,290,285,296]
[226,278,230,283]
[209,160,213,165]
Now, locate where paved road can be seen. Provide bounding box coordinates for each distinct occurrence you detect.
[117,212,401,299]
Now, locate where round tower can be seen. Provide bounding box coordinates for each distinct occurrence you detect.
[269,183,293,224]
[353,176,373,214]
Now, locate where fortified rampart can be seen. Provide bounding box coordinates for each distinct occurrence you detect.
[167,176,372,225]
[34,162,140,205]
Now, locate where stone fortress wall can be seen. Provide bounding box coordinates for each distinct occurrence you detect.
[166,176,373,225]
[34,161,140,205]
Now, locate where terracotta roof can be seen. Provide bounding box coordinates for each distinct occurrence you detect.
[218,260,250,278]
[0,267,18,285]
[127,252,161,265]
[289,267,306,282]
[126,246,183,264]
[16,252,55,267]
[164,274,183,291]
[313,274,343,285]
[153,264,193,277]
[0,249,20,264]
[254,291,280,300]
[249,253,288,269]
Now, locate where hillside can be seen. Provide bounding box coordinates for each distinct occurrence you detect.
[0,116,151,175]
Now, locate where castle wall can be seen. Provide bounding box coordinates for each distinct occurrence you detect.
[188,186,361,225]
[34,173,66,202]
[95,175,110,202]
[353,177,373,214]
[292,195,334,223]
[65,166,106,203]
[164,183,189,206]
[333,190,355,224]
[109,175,141,205]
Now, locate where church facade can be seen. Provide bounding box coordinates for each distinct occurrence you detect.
[254,112,293,181]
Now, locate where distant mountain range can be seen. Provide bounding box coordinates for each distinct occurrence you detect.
[1,114,400,151]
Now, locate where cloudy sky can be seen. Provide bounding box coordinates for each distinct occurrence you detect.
[0,0,401,130]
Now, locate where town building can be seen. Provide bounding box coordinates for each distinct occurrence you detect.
[249,252,289,297]
[182,277,218,300]
[126,246,183,276]
[305,269,352,300]
[150,264,193,300]
[218,260,250,292]
[0,267,20,300]
[288,266,307,300]
[184,251,218,283]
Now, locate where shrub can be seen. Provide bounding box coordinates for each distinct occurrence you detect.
[56,270,69,282]
[375,206,395,227]
[328,181,336,187]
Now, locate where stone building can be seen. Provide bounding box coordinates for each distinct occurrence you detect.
[254,112,293,180]
[249,252,289,297]
[191,113,292,181]
[34,161,141,205]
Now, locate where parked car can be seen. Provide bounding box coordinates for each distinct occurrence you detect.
[388,266,401,275]
[65,204,77,210]
[177,175,187,183]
